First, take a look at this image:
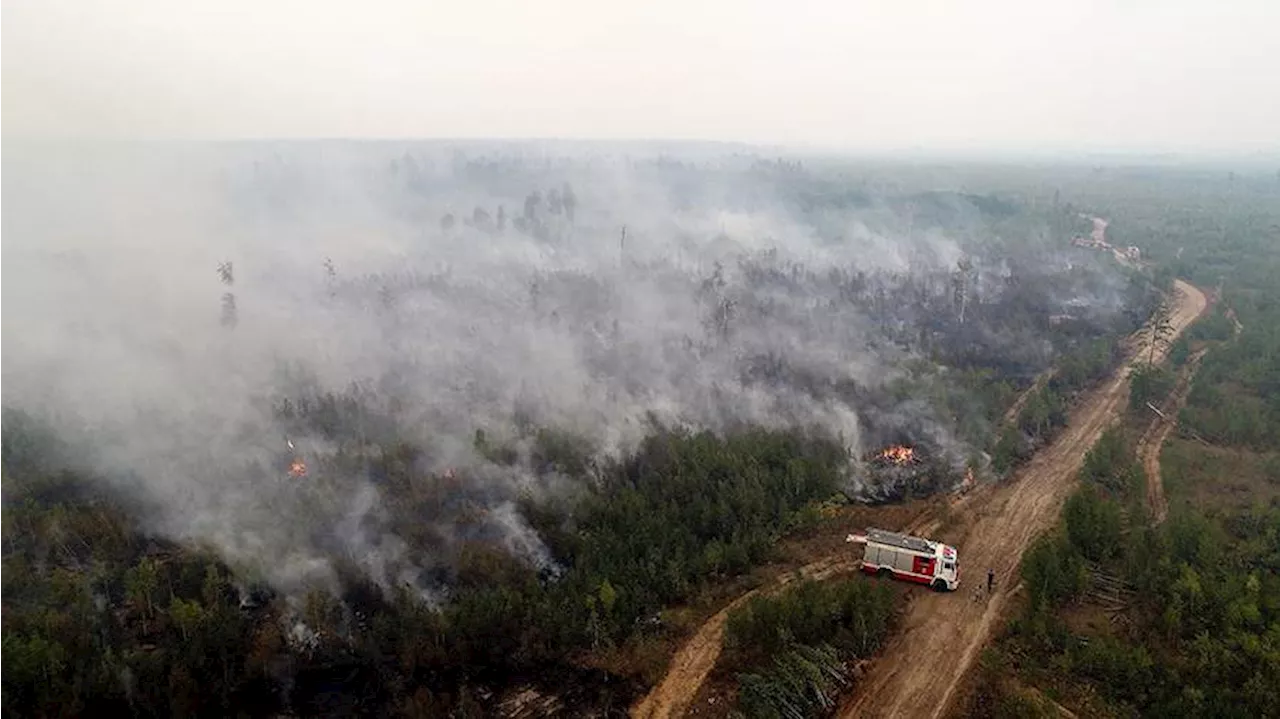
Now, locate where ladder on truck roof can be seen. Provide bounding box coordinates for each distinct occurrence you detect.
[865,527,935,554]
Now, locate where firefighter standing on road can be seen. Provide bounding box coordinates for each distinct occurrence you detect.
[987,568,995,594]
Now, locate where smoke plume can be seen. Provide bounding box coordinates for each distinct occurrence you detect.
[1,140,1133,597]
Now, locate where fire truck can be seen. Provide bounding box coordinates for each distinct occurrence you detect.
[846,528,960,591]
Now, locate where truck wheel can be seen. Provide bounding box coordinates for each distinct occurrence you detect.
[932,579,948,592]
[877,568,892,580]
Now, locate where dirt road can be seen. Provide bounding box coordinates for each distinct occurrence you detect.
[837,279,1206,719]
[1091,217,1108,245]
[628,553,878,719]
[1135,345,1208,525]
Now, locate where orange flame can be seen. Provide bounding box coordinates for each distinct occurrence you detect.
[877,445,915,464]
[288,457,308,478]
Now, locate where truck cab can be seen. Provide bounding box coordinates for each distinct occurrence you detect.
[939,543,960,590]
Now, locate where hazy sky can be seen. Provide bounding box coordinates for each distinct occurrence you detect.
[3,0,1278,153]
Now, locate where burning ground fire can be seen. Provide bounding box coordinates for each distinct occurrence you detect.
[862,442,977,501]
[876,445,916,465]
[286,438,307,478]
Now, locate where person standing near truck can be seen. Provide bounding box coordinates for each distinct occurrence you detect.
[987,568,995,594]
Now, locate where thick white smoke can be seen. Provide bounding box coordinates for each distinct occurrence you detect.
[2,140,1093,597]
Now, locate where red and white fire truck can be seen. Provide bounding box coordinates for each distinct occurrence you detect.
[847,527,960,591]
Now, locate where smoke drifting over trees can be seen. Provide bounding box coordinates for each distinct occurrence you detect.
[2,141,1150,600]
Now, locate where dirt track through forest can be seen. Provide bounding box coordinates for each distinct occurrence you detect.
[1136,298,1240,526]
[1000,368,1055,429]
[1135,345,1208,525]
[628,551,896,719]
[630,280,1207,719]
